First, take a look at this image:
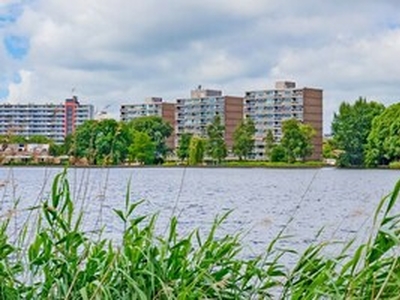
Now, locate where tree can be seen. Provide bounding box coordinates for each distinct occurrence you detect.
[365,103,400,166]
[71,120,99,164]
[27,135,52,144]
[264,129,275,161]
[177,133,192,162]
[95,119,130,165]
[206,115,227,163]
[0,134,26,144]
[332,98,384,167]
[322,138,337,159]
[129,131,155,165]
[188,136,205,165]
[280,119,315,163]
[69,119,131,165]
[270,145,286,162]
[128,116,173,163]
[232,119,256,160]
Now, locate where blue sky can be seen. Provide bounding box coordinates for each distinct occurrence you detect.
[1,0,400,132]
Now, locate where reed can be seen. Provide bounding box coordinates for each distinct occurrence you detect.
[0,169,399,299]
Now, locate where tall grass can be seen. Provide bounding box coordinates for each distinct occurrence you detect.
[0,169,400,299]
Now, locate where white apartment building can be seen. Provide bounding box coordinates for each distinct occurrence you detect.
[0,96,94,143]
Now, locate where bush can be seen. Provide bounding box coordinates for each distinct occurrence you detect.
[270,145,287,162]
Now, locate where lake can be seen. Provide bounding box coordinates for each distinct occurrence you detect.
[1,167,400,259]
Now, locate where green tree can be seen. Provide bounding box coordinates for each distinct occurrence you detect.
[332,98,384,167]
[281,119,315,163]
[188,136,205,165]
[95,119,130,165]
[0,134,26,144]
[232,119,256,160]
[70,120,131,165]
[71,120,99,164]
[49,143,65,157]
[128,116,173,163]
[27,135,52,144]
[264,129,275,161]
[57,134,74,157]
[129,131,155,165]
[322,138,337,159]
[270,144,286,162]
[206,115,227,163]
[365,103,400,166]
[177,133,192,162]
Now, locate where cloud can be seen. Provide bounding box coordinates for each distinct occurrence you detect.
[0,0,400,132]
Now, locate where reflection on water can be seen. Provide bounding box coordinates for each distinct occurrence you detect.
[1,167,400,258]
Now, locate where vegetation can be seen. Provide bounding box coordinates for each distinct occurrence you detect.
[222,160,324,168]
[232,118,256,160]
[176,133,192,163]
[129,131,155,164]
[205,116,227,164]
[365,103,400,167]
[1,170,400,298]
[270,144,287,163]
[322,138,337,159]
[188,136,206,165]
[332,98,384,167]
[280,119,315,163]
[128,116,173,163]
[264,129,275,161]
[66,117,172,165]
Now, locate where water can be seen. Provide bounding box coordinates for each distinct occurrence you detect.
[1,167,400,258]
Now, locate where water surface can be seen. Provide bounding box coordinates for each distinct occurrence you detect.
[1,167,399,258]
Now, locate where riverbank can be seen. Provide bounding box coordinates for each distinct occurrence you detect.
[0,160,327,169]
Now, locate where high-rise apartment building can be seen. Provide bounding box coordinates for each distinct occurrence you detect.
[244,81,323,160]
[0,96,94,143]
[120,97,176,149]
[175,86,243,149]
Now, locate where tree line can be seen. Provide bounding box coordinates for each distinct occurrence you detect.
[54,115,316,165]
[177,116,315,165]
[327,97,400,167]
[0,115,317,165]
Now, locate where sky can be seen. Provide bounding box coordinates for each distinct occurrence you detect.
[1,0,400,133]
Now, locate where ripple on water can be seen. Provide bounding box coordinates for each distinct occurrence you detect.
[0,167,399,260]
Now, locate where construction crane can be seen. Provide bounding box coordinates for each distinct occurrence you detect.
[95,104,112,120]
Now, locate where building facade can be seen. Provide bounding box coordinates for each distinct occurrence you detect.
[244,81,323,160]
[175,87,243,149]
[0,96,94,143]
[120,97,176,149]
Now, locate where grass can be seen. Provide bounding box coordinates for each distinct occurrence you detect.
[220,160,325,168]
[162,160,326,168]
[389,161,400,169]
[0,169,400,298]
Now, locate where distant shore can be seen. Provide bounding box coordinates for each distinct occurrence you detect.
[1,161,327,169]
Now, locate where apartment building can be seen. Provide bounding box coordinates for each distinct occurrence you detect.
[175,86,243,149]
[244,81,323,160]
[0,96,94,143]
[120,97,176,149]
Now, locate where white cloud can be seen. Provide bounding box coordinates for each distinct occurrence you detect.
[7,69,33,103]
[1,0,400,131]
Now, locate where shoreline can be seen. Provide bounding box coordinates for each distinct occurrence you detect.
[0,164,396,170]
